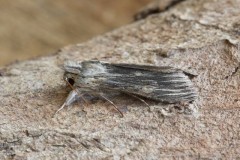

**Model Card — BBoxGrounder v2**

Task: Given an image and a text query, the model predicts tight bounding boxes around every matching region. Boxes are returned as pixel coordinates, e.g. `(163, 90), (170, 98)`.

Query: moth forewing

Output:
(80, 61), (197, 103)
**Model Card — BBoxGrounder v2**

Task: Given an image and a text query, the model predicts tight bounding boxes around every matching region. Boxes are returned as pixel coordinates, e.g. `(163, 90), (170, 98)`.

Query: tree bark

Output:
(0, 0), (239, 159)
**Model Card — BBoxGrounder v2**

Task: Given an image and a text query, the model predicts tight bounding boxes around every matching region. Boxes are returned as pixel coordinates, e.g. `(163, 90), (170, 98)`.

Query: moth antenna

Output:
(100, 95), (124, 118)
(127, 94), (150, 111)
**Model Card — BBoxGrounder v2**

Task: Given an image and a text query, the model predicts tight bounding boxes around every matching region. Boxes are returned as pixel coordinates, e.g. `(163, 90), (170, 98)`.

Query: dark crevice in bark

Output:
(134, 0), (186, 20)
(165, 0), (186, 10)
(134, 7), (160, 20)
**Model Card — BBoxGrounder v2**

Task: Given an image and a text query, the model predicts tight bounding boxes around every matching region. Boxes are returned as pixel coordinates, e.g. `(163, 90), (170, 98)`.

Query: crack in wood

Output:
(134, 0), (186, 20)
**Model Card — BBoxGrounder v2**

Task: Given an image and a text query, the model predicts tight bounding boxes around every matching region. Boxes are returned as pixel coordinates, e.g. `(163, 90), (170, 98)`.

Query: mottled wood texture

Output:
(0, 0), (239, 159)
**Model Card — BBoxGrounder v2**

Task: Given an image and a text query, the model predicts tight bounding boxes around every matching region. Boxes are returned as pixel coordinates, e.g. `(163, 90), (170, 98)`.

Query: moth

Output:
(56, 60), (197, 117)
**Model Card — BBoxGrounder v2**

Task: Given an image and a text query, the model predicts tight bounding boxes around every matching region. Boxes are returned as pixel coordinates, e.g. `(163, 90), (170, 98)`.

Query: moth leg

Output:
(100, 95), (124, 118)
(54, 89), (81, 116)
(127, 94), (150, 110)
(79, 94), (90, 106)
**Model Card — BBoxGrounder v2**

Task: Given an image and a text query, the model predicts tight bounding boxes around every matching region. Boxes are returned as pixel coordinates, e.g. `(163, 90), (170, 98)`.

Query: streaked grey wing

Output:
(99, 62), (197, 103)
(112, 63), (175, 73)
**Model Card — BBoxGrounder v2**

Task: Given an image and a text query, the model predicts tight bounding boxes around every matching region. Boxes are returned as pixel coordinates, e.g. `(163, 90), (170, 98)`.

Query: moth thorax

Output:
(83, 63), (107, 76)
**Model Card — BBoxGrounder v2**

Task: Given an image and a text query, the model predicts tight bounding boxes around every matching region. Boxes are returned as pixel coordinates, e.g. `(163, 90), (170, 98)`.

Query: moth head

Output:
(63, 61), (82, 86)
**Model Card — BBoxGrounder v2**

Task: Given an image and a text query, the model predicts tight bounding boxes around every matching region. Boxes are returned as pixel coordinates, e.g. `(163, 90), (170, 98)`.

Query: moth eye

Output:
(67, 78), (75, 86)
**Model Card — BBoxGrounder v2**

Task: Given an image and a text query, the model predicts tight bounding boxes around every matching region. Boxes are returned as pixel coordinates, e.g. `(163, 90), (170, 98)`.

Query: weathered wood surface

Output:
(0, 0), (239, 159)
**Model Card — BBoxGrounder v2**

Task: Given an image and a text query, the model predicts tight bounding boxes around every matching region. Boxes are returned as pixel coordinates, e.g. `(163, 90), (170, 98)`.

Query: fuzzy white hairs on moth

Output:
(56, 60), (197, 117)
(81, 61), (107, 76)
(64, 61), (82, 74)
